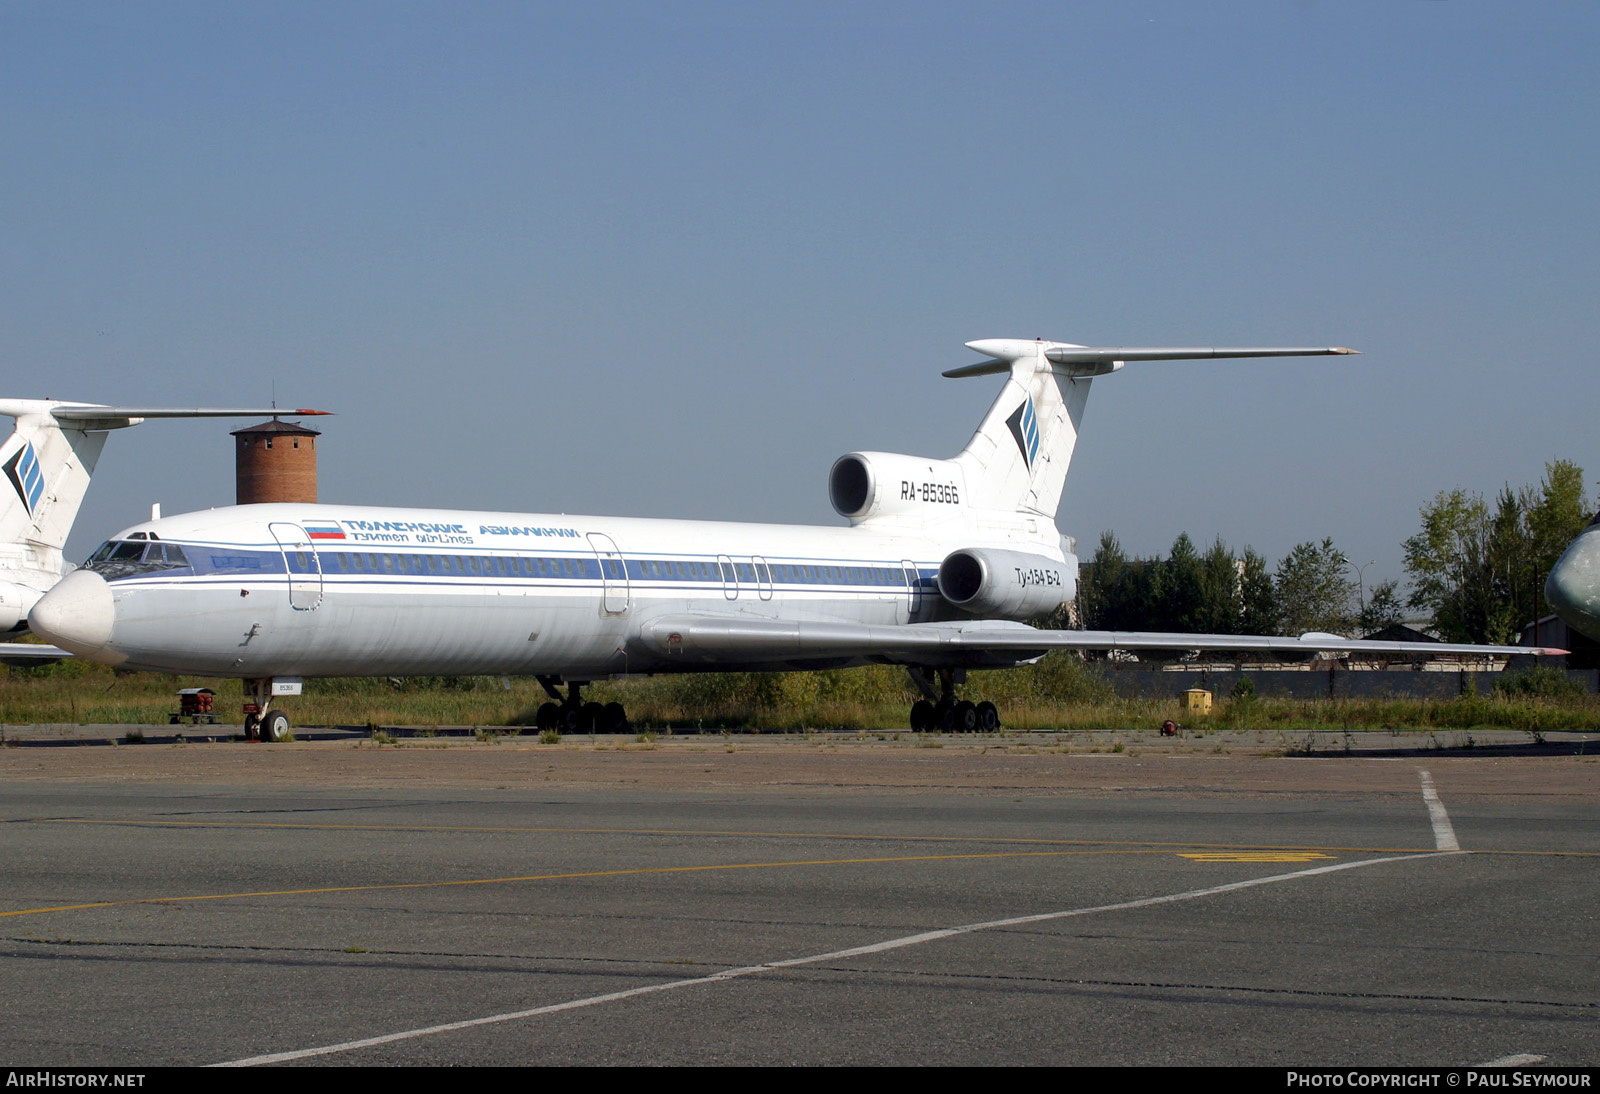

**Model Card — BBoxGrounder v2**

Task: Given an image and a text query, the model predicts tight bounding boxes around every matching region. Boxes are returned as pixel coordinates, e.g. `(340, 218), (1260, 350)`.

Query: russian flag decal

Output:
(305, 522), (346, 540)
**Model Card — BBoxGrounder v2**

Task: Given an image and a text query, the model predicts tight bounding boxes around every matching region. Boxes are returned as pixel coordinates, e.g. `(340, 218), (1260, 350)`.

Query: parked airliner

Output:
(0, 399), (327, 660)
(1544, 512), (1600, 643)
(29, 339), (1557, 740)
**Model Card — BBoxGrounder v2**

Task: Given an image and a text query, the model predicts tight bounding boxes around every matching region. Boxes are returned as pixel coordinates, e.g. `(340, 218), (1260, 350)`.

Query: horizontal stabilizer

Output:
(944, 343), (1357, 378)
(50, 406), (332, 421)
(1044, 346), (1357, 365)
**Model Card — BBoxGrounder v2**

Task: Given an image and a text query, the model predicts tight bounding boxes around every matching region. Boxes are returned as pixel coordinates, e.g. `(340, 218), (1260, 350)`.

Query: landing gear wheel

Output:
(936, 700), (958, 733)
(260, 710), (291, 743)
(954, 700), (978, 733)
(243, 713), (261, 742)
(559, 705), (584, 734)
(603, 702), (628, 733)
(909, 700), (934, 732)
(532, 702), (559, 733)
(976, 701), (1000, 731)
(581, 702), (605, 733)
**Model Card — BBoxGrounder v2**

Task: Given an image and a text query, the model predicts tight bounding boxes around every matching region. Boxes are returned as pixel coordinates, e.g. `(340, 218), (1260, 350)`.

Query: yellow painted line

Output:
(1179, 852), (1336, 863)
(30, 818), (1600, 858)
(0, 847), (1174, 920)
(24, 818), (1456, 856)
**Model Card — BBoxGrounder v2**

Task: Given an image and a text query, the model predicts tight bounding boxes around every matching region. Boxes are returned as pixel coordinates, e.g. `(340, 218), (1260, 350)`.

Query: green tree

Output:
(1357, 579), (1405, 634)
(1275, 538), (1354, 636)
(1079, 532), (1261, 635)
(1239, 547), (1278, 634)
(1403, 487), (1492, 642)
(1403, 461), (1589, 643)
(1193, 537), (1246, 633)
(1162, 533), (1203, 631)
(1075, 532), (1125, 630)
(1530, 459), (1590, 564)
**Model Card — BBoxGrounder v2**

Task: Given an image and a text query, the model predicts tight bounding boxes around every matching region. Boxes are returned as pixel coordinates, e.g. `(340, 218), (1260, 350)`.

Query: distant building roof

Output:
(1361, 623), (1438, 644)
(231, 418), (321, 438)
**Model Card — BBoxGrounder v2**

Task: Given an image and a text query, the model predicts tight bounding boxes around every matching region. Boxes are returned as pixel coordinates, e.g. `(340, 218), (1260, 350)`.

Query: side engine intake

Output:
(829, 452), (968, 524)
(937, 547), (1076, 620)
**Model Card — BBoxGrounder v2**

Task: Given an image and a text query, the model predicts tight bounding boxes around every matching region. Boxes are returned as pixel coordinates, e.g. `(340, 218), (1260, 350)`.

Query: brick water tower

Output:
(232, 418), (321, 504)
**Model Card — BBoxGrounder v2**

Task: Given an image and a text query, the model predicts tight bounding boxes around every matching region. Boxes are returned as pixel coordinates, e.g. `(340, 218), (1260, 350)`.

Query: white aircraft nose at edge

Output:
(26, 339), (1562, 741)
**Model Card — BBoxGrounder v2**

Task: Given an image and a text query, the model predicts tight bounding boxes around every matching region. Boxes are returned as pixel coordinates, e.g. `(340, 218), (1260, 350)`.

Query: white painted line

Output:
(1478, 1054), (1548, 1067)
(214, 850), (1444, 1067)
(1418, 769), (1461, 851)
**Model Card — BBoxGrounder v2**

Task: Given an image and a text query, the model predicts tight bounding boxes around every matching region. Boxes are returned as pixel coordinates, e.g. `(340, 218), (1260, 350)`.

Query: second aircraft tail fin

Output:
(0, 401), (332, 583)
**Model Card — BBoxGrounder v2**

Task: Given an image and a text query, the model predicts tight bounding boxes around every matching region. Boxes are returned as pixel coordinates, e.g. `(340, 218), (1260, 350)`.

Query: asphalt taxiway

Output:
(1, 733), (1596, 1066)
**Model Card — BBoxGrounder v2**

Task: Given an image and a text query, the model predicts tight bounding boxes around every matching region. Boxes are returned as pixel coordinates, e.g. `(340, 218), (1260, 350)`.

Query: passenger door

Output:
(269, 523), (323, 610)
(588, 532), (630, 615)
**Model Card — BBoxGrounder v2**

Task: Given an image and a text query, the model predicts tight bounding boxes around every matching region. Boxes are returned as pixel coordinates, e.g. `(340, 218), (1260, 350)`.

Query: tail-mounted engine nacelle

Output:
(0, 581), (43, 633)
(829, 452), (968, 525)
(937, 547), (1077, 621)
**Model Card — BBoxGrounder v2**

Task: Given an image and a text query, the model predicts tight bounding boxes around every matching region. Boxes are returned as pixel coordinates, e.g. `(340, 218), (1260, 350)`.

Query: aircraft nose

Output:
(28, 569), (122, 662)
(1546, 526), (1600, 642)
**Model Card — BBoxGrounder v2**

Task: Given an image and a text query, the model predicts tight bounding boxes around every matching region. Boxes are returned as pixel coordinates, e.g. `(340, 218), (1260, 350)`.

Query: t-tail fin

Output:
(947, 340), (1358, 520)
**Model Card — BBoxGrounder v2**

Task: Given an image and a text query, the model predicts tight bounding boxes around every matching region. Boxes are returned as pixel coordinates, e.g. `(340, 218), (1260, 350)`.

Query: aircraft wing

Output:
(0, 641), (70, 664)
(638, 616), (1560, 669)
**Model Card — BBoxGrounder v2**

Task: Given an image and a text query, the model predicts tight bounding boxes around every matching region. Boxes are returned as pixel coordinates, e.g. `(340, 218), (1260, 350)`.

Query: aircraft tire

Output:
(260, 710), (291, 744)
(243, 713), (260, 742)
(603, 702), (628, 733)
(935, 700), (957, 733)
(559, 705), (584, 734)
(954, 700), (978, 733)
(581, 702), (605, 734)
(909, 700), (934, 732)
(533, 703), (559, 733)
(976, 701), (1000, 731)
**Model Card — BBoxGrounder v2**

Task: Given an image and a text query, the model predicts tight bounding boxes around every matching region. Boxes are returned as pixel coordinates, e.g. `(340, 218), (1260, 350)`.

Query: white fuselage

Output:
(84, 502), (1066, 679)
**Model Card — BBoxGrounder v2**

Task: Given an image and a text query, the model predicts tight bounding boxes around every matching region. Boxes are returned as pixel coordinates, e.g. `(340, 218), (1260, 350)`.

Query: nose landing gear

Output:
(242, 678), (295, 742)
(906, 667), (999, 733)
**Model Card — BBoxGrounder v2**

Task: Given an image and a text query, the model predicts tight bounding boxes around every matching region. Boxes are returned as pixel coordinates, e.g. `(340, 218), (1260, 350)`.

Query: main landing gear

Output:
(906, 667), (1000, 733)
(530, 677), (629, 735)
(242, 678), (293, 743)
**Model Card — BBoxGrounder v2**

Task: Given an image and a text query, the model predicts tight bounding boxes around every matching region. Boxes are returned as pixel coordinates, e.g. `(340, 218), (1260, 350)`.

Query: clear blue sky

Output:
(5, 2), (1597, 592)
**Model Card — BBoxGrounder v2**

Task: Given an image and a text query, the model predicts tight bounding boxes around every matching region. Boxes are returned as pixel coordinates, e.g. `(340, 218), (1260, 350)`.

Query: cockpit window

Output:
(84, 539), (193, 579)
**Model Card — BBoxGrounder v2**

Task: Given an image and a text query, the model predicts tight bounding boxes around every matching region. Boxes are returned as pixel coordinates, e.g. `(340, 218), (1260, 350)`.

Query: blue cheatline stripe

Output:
(108, 541), (939, 594)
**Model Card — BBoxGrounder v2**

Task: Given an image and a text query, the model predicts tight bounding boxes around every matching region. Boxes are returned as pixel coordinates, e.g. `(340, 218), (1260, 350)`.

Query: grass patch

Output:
(3, 655), (1598, 737)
